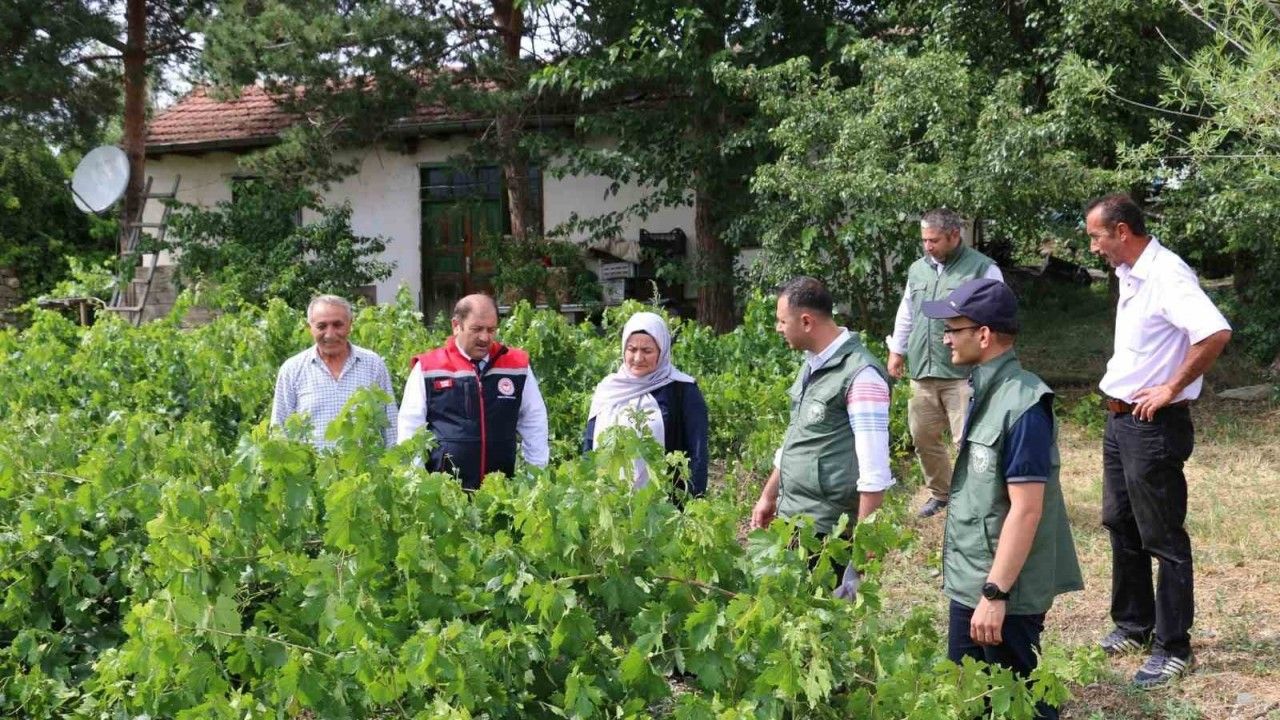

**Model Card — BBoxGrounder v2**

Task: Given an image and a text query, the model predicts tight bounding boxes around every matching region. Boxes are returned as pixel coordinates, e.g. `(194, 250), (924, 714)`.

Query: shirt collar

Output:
(1118, 236), (1161, 283)
(806, 328), (851, 370)
(454, 336), (491, 364)
(927, 244), (966, 271)
(968, 348), (1020, 399)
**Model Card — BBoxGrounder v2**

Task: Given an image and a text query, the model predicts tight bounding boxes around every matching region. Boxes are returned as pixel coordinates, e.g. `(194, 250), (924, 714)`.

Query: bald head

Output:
(452, 293), (499, 323)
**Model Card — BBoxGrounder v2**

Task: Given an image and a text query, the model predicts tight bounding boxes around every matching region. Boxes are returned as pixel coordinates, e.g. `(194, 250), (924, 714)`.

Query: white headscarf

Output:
(587, 312), (695, 421)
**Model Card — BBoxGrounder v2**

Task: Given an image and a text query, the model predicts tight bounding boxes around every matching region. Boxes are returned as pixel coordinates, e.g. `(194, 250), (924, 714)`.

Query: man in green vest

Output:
(751, 277), (895, 593)
(922, 278), (1083, 720)
(886, 209), (1003, 518)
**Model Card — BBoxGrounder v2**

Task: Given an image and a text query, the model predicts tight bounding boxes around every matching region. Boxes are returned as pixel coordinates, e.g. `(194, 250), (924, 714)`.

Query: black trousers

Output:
(1101, 406), (1195, 658)
(947, 600), (1057, 720)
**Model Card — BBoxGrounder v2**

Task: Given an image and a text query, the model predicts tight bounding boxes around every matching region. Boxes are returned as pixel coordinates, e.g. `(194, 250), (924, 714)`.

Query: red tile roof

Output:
(147, 86), (298, 152)
(146, 80), (508, 154)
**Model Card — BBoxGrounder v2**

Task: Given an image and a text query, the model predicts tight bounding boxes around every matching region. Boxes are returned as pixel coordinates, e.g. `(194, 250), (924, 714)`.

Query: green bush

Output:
(0, 133), (111, 299)
(0, 292), (1095, 718)
(166, 182), (394, 309)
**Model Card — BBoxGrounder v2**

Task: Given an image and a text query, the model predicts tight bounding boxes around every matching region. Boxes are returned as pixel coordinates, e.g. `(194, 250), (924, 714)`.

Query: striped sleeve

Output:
(846, 366), (894, 492)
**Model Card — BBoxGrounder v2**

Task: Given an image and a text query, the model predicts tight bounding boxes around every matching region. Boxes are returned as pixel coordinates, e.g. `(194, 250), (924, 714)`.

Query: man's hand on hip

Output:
(1131, 383), (1177, 422)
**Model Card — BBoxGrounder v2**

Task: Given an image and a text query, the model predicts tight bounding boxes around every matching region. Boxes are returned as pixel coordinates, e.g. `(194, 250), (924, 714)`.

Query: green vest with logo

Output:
(905, 245), (996, 380)
(943, 351), (1083, 615)
(778, 334), (890, 535)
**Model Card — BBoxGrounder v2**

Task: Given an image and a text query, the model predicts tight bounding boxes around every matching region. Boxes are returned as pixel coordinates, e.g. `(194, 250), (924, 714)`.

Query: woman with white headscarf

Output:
(583, 312), (709, 497)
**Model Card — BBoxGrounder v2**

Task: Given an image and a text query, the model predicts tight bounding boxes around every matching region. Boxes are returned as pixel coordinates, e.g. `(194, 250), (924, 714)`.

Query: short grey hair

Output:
(921, 208), (965, 235)
(307, 294), (353, 323)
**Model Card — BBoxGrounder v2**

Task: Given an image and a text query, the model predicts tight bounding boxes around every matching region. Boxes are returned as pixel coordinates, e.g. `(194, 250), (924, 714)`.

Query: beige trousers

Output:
(908, 377), (972, 502)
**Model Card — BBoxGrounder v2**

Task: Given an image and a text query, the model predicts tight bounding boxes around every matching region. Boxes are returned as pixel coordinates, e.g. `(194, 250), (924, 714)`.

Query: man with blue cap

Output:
(922, 277), (1083, 720)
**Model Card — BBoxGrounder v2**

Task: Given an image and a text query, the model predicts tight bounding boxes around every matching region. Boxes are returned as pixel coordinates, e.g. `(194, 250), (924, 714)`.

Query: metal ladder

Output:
(106, 174), (180, 326)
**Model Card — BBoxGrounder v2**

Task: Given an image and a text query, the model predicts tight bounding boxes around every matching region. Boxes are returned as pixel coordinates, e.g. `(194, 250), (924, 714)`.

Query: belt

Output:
(1105, 398), (1190, 414)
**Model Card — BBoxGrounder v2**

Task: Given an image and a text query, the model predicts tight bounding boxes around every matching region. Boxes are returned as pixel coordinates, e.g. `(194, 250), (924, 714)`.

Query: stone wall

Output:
(128, 263), (179, 324)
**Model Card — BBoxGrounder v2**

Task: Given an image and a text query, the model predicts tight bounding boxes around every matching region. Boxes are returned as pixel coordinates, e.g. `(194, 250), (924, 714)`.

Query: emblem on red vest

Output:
(433, 379), (454, 390)
(497, 378), (516, 396)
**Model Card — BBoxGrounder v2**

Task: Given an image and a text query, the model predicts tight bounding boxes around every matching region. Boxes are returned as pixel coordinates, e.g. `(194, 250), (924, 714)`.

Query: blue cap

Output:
(921, 278), (1019, 334)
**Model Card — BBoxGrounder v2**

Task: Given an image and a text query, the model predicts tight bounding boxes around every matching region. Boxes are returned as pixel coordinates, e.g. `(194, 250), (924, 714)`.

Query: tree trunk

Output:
(693, 185), (735, 332)
(1232, 246), (1255, 297)
(499, 111), (531, 242)
(121, 0), (147, 255)
(491, 0), (531, 242)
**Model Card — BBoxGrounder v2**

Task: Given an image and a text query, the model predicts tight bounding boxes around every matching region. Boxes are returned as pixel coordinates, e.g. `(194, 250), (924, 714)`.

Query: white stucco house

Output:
(140, 85), (697, 320)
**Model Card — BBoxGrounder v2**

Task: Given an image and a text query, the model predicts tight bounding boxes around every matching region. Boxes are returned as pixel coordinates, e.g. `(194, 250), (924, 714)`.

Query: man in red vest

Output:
(398, 294), (549, 488)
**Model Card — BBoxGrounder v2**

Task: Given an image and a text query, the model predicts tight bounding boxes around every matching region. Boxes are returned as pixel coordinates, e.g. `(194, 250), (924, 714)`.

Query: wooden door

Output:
(420, 167), (505, 321)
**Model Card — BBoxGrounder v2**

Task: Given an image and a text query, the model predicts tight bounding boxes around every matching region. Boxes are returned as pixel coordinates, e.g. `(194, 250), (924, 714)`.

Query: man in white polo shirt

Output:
(1085, 193), (1231, 689)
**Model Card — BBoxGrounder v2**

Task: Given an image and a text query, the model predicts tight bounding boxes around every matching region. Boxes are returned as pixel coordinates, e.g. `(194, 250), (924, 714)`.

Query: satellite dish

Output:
(70, 145), (130, 214)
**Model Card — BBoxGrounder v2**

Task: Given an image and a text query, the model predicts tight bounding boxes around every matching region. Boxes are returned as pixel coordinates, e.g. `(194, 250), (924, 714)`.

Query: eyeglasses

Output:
(941, 324), (983, 337)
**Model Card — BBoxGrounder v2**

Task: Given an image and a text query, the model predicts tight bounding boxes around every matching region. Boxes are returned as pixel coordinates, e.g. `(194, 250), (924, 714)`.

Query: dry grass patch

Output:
(879, 396), (1280, 719)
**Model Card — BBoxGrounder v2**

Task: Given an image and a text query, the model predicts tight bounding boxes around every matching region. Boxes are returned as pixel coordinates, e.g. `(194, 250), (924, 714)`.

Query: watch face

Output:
(982, 582), (1005, 600)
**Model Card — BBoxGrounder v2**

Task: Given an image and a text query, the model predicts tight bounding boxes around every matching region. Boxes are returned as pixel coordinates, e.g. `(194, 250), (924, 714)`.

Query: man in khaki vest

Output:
(750, 277), (894, 595)
(886, 209), (1002, 518)
(923, 278), (1082, 720)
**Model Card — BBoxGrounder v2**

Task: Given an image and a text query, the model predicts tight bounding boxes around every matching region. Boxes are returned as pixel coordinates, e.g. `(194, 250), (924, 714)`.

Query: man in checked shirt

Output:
(270, 295), (398, 448)
(750, 277), (894, 596)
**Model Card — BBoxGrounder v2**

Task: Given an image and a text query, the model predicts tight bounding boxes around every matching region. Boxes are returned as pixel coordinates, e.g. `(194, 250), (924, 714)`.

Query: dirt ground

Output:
(881, 396), (1280, 720)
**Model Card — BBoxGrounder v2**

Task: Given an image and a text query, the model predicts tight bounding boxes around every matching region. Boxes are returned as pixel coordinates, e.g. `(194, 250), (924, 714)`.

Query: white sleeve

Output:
(270, 363), (295, 427)
(397, 364), (426, 445)
(518, 368), (550, 467)
(986, 264), (1005, 282)
(1163, 267), (1231, 343)
(885, 282), (913, 355)
(846, 366), (895, 493)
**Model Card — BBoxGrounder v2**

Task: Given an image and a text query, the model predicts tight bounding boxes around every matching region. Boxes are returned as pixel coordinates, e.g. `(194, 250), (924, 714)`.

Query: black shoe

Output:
(917, 498), (948, 518)
(1132, 652), (1194, 689)
(1099, 628), (1150, 657)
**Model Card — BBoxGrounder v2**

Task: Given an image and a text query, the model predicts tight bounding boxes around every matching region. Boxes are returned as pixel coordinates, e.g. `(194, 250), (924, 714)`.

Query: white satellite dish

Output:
(70, 145), (131, 214)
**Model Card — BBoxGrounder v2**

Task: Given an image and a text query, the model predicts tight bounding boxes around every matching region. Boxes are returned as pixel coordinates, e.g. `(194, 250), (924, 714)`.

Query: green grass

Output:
(1015, 275), (1269, 392)
(1017, 279), (1115, 388)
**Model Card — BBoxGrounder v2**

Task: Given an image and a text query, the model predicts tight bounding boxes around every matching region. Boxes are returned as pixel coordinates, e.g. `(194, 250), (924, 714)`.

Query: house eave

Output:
(146, 115), (578, 157)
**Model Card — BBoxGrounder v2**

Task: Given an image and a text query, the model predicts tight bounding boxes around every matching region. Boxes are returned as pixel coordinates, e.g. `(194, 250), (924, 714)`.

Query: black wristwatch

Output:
(981, 582), (1010, 601)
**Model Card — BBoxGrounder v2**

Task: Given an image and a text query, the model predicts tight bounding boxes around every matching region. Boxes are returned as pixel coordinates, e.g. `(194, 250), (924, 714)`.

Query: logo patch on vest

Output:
(805, 401), (826, 424)
(433, 379), (454, 391)
(970, 445), (995, 474)
(497, 378), (516, 396)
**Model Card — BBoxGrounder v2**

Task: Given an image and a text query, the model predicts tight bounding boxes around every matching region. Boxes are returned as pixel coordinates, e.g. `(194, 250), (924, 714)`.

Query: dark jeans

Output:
(948, 601), (1057, 720)
(1102, 406), (1195, 658)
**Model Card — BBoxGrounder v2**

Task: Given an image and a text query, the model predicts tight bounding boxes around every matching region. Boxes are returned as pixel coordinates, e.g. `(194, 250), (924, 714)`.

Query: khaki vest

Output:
(942, 351), (1084, 614)
(906, 245), (995, 380)
(778, 335), (889, 535)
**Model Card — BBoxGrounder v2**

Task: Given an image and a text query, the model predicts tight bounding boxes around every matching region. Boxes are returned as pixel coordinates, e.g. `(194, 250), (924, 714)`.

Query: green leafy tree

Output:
(0, 0), (212, 240)
(166, 182), (394, 309)
(1092, 0), (1280, 364)
(0, 131), (111, 298)
(723, 0), (1206, 333)
(198, 0), (575, 241)
(534, 0), (870, 331)
(0, 1), (122, 146)
(728, 44), (1116, 332)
